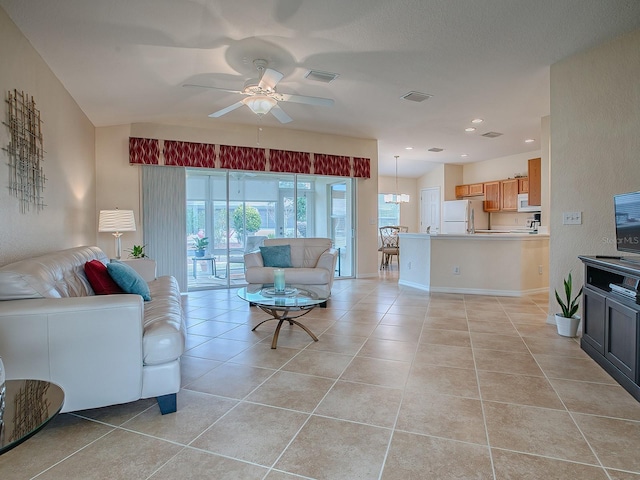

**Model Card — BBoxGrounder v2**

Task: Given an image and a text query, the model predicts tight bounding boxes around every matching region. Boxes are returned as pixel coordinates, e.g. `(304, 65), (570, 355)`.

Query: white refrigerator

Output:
(442, 199), (488, 234)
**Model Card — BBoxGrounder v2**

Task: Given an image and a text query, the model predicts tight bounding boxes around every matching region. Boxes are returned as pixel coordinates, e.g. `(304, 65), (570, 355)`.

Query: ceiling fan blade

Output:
(278, 93), (334, 106)
(208, 101), (244, 118)
(258, 68), (284, 91)
(183, 83), (244, 95)
(270, 104), (293, 124)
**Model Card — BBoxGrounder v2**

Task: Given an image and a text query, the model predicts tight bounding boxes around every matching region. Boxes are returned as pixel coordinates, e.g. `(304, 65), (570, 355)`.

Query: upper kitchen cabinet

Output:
(528, 157), (541, 206)
(455, 183), (484, 198)
(501, 178), (519, 211)
(455, 184), (469, 198)
(518, 178), (529, 193)
(483, 181), (500, 212)
(468, 183), (484, 196)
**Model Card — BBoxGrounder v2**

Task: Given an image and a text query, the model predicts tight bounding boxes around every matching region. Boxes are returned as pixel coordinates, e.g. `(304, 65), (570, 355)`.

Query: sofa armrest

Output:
(244, 251), (264, 269)
(316, 248), (338, 272)
(0, 295), (145, 412)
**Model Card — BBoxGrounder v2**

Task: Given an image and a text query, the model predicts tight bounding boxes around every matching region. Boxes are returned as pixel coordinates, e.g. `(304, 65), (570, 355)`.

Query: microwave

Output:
(517, 194), (541, 212)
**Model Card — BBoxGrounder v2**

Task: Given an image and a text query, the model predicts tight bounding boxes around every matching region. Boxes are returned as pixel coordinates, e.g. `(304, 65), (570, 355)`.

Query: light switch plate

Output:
(562, 212), (582, 225)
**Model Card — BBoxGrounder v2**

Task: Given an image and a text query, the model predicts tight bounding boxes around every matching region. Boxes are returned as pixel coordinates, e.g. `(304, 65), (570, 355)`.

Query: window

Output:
(378, 194), (400, 227)
(186, 170), (355, 290)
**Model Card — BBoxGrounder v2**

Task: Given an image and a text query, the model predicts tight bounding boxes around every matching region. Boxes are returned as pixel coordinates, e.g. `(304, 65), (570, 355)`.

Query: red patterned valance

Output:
(128, 137), (370, 178)
(129, 137), (159, 165)
(164, 140), (215, 168)
(314, 154), (351, 177)
(269, 149), (311, 174)
(353, 157), (370, 178)
(220, 145), (266, 171)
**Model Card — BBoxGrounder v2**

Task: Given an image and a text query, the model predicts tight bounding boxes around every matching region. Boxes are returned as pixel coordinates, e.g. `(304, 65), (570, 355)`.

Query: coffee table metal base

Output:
(252, 306), (319, 349)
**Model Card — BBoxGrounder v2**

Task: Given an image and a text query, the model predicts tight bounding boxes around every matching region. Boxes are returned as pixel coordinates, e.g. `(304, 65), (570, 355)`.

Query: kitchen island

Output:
(398, 232), (549, 296)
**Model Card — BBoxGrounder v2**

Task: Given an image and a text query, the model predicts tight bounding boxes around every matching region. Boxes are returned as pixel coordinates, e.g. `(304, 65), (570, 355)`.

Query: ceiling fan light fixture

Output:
(243, 95), (277, 115)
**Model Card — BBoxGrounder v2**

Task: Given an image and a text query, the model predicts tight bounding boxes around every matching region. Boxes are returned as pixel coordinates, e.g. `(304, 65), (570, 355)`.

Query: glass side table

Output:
(0, 379), (65, 455)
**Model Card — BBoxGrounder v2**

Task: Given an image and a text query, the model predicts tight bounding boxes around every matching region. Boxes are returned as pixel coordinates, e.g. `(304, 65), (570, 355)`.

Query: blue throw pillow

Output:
(260, 245), (293, 268)
(107, 261), (151, 301)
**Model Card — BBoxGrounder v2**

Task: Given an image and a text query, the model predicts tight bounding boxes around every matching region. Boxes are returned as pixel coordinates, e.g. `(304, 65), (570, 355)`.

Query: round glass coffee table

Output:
(237, 284), (330, 349)
(1, 379), (65, 455)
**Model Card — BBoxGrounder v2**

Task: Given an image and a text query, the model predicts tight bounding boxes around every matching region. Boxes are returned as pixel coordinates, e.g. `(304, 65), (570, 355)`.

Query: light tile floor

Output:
(2, 273), (640, 479)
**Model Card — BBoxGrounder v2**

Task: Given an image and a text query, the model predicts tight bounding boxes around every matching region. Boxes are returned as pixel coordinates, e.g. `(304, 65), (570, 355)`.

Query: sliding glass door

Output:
(186, 169), (354, 290)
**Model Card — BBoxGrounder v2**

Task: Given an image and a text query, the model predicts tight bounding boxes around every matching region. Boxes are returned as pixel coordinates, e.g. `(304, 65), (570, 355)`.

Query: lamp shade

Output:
(243, 95), (277, 115)
(98, 210), (136, 232)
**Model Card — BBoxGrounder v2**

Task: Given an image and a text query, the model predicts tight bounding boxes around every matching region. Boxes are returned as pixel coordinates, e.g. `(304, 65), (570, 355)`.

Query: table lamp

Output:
(98, 209), (136, 259)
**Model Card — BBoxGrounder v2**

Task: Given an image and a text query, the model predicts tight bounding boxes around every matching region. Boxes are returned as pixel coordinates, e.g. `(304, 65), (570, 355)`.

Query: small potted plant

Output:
(193, 237), (209, 257)
(555, 271), (583, 337)
(126, 244), (147, 259)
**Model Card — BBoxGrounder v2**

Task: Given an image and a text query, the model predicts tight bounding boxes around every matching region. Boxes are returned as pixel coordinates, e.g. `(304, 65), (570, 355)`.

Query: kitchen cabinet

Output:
(579, 256), (640, 401)
(528, 157), (541, 206)
(483, 181), (500, 212)
(455, 183), (484, 198)
(500, 179), (519, 211)
(518, 178), (529, 193)
(455, 185), (469, 198)
(468, 183), (484, 196)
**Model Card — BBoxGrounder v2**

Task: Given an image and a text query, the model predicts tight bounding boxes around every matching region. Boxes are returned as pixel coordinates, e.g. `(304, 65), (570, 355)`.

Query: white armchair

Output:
(244, 238), (338, 291)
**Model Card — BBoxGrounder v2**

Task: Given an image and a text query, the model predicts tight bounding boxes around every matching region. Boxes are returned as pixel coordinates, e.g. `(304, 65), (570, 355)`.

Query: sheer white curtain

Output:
(142, 166), (187, 291)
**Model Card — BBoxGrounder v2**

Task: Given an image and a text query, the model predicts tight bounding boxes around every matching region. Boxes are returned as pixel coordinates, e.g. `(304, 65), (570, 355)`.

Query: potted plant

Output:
(126, 244), (147, 259)
(554, 272), (583, 337)
(193, 236), (209, 257)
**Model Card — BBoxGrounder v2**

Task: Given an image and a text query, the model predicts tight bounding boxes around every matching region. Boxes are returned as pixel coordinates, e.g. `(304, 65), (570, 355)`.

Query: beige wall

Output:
(549, 28), (640, 317)
(0, 8), (96, 265)
(462, 151), (537, 185)
(96, 122), (381, 277)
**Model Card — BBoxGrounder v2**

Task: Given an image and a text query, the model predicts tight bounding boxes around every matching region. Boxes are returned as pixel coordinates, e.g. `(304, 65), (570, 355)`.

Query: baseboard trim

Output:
(398, 281), (549, 297)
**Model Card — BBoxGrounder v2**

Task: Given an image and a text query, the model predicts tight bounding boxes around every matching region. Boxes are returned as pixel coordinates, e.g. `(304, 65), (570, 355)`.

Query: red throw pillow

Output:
(84, 260), (124, 295)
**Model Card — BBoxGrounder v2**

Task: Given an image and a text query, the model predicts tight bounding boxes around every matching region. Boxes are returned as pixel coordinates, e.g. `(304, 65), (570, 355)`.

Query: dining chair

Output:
(379, 226), (407, 270)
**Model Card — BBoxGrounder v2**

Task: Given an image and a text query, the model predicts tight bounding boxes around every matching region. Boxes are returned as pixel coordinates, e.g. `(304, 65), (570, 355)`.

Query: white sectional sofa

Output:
(0, 246), (185, 414)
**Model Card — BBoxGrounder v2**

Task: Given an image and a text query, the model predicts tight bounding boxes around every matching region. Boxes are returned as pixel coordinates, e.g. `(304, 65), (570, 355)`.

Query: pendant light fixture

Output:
(384, 155), (410, 204)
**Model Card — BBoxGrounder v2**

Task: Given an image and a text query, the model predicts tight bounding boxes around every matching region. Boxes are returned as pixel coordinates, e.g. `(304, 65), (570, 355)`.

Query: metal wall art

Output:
(3, 89), (46, 212)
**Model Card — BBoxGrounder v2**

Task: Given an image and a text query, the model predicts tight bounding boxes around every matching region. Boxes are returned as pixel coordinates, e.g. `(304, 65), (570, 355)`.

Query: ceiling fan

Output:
(184, 59), (334, 124)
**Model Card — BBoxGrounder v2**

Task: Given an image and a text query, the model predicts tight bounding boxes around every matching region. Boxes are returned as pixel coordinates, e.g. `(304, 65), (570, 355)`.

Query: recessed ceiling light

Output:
(471, 118), (483, 124)
(465, 127), (476, 132)
(525, 138), (535, 143)
(405, 146), (413, 150)
(461, 154), (469, 157)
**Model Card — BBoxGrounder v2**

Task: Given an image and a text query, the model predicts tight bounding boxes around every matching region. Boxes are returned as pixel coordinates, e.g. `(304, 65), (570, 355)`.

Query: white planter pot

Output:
(555, 314), (580, 337)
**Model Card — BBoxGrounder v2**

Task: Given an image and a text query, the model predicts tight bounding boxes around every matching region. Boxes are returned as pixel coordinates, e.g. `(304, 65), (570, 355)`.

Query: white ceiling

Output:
(2, 0), (640, 177)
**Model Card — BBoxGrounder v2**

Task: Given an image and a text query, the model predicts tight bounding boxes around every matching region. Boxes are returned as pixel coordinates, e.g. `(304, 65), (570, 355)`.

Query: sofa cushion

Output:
(107, 262), (151, 301)
(84, 260), (124, 295)
(260, 245), (293, 268)
(245, 266), (332, 285)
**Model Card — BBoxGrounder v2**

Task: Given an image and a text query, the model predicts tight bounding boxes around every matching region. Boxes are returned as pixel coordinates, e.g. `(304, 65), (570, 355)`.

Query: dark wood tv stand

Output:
(579, 256), (640, 401)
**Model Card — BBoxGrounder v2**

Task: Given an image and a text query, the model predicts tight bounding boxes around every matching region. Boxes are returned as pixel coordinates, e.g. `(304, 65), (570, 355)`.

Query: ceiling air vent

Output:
(304, 70), (339, 83)
(428, 147), (444, 152)
(482, 131), (503, 138)
(401, 91), (433, 102)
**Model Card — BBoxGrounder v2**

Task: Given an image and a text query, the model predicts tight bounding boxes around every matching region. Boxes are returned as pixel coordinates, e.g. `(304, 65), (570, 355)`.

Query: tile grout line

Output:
(465, 294), (499, 480)
(507, 302), (614, 479)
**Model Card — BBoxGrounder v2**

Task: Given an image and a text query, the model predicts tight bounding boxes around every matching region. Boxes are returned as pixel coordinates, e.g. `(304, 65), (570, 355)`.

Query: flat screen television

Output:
(614, 191), (640, 257)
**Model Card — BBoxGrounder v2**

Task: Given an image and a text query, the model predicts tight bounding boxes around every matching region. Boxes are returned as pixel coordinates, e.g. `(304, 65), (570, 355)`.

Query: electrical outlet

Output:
(408, 261), (412, 270)
(538, 265), (543, 275)
(562, 212), (582, 225)
(453, 266), (460, 275)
